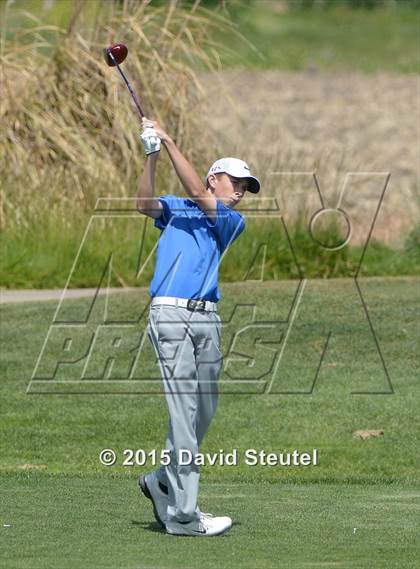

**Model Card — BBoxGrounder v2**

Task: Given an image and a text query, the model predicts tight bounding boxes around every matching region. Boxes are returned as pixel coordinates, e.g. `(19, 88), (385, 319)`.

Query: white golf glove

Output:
(140, 123), (161, 155)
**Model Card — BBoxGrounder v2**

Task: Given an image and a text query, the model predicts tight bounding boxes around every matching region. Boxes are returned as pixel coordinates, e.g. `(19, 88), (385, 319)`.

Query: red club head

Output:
(104, 43), (128, 66)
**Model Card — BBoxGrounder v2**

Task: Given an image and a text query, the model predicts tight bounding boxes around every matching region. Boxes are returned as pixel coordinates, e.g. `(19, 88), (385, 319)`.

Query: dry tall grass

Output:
(207, 70), (419, 246)
(1, 1), (234, 232)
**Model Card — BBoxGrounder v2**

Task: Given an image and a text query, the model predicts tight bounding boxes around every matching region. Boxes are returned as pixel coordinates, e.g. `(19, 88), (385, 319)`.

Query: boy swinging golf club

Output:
(137, 117), (260, 537)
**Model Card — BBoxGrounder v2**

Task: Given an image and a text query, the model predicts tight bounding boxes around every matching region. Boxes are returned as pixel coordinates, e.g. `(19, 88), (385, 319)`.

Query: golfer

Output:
(137, 117), (260, 537)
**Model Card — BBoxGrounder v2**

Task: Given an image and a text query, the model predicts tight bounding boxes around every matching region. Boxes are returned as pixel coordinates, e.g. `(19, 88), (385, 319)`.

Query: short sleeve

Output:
(206, 201), (245, 252)
(154, 195), (179, 231)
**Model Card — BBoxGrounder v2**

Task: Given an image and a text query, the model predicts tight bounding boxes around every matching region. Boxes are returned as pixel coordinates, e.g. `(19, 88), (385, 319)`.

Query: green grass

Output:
(1, 0), (108, 43)
(1, 278), (419, 567)
(2, 474), (419, 569)
(3, 1), (419, 73)
(220, 2), (420, 73)
(1, 278), (418, 478)
(1, 216), (419, 288)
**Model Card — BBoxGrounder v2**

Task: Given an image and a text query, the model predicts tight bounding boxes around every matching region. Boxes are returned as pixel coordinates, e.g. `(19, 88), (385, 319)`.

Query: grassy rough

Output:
(1, 210), (419, 289)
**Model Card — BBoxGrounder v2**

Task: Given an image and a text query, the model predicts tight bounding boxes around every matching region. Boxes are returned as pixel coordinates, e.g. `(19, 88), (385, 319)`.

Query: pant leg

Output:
(148, 305), (201, 523)
(194, 310), (223, 447)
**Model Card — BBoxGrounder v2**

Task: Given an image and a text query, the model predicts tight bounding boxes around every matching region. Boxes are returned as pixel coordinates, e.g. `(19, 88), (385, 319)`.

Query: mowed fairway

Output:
(2, 475), (419, 569)
(1, 278), (419, 568)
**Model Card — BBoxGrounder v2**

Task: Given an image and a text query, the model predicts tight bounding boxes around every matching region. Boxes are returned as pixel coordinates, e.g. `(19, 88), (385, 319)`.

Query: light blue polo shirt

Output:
(150, 195), (245, 302)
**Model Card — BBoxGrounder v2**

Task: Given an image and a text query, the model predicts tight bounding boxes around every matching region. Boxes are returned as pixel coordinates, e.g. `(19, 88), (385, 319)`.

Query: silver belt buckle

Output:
(187, 299), (206, 312)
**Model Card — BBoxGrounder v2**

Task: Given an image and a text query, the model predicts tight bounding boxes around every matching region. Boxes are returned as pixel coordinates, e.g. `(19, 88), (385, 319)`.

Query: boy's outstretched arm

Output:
(137, 120), (162, 219)
(145, 118), (217, 221)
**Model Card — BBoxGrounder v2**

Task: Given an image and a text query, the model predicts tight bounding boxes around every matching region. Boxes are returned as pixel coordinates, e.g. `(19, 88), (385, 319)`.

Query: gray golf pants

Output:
(147, 304), (222, 523)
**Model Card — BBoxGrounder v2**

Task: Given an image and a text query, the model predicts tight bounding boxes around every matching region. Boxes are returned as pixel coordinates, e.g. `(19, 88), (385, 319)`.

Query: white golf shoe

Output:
(166, 513), (232, 537)
(139, 472), (169, 527)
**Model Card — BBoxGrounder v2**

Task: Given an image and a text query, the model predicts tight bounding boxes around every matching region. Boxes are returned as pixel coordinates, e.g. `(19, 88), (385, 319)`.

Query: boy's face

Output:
(208, 173), (249, 208)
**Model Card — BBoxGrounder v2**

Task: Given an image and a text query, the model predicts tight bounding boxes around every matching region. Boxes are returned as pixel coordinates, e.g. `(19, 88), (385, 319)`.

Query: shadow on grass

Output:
(131, 520), (164, 534)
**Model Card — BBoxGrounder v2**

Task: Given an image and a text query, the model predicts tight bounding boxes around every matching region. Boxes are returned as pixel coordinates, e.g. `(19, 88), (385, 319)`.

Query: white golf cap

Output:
(206, 157), (261, 193)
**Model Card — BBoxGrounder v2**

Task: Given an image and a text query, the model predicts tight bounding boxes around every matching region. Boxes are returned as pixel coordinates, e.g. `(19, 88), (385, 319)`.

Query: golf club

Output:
(104, 43), (145, 120)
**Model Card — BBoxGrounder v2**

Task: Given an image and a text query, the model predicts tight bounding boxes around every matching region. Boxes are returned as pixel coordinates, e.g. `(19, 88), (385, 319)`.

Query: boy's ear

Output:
(207, 173), (217, 190)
